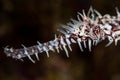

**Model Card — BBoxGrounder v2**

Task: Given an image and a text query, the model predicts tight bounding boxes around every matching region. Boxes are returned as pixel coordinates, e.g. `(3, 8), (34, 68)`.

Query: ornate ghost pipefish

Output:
(4, 7), (120, 63)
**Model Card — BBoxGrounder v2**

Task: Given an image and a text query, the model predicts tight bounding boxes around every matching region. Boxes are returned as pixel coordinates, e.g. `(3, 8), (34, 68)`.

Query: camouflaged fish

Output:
(4, 7), (120, 63)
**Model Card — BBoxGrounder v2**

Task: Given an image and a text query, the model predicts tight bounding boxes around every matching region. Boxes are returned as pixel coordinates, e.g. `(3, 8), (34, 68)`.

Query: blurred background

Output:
(0, 0), (120, 80)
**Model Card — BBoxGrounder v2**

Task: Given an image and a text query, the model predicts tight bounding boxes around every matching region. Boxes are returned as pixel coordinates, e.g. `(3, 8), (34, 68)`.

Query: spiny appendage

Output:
(4, 32), (97, 63)
(4, 7), (120, 63)
(4, 34), (76, 63)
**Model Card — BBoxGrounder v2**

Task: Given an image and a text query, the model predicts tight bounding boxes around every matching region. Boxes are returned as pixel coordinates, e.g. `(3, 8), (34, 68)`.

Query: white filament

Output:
(22, 45), (35, 63)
